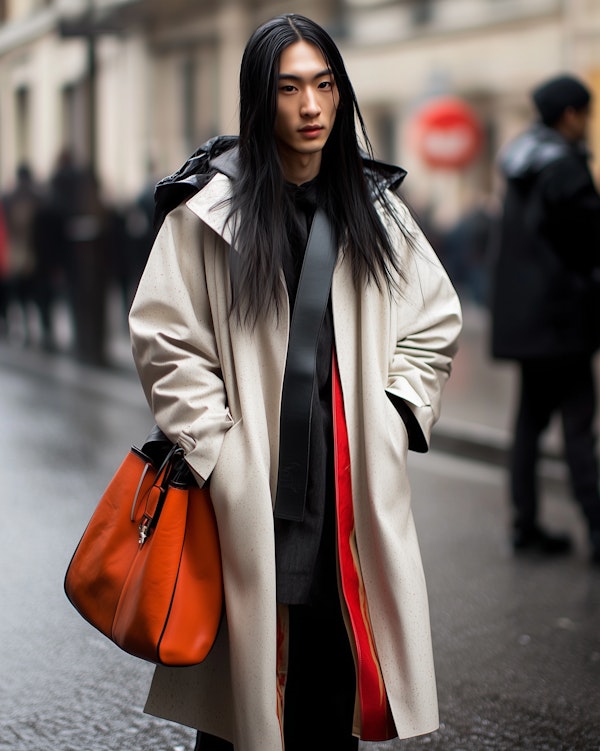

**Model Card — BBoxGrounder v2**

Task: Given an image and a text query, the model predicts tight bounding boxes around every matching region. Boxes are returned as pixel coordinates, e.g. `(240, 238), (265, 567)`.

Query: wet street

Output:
(0, 314), (599, 751)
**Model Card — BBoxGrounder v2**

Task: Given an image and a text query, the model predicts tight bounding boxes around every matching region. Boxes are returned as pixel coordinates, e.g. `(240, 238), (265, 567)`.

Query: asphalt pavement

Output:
(0, 298), (599, 751)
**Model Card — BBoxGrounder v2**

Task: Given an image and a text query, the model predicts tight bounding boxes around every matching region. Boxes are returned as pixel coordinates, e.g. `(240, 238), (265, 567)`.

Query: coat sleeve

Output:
(385, 196), (463, 451)
(128, 203), (233, 484)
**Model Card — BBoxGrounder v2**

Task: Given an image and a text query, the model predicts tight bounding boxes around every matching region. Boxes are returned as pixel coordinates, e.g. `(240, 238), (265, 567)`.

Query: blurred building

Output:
(341, 0), (600, 227)
(0, 0), (598, 228)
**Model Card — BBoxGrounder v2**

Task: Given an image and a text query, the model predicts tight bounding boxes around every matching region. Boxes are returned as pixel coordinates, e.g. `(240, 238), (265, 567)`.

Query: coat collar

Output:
(201, 138), (408, 193)
(157, 134), (408, 241)
(185, 172), (234, 244)
(185, 144), (240, 244)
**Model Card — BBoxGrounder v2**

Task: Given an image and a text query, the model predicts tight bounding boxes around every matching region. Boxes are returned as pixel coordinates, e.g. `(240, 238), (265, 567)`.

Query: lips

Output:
(299, 125), (322, 134)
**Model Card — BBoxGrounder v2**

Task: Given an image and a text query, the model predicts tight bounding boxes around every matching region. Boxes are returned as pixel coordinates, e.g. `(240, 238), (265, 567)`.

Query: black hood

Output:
(153, 135), (407, 230)
(153, 135), (238, 229)
(498, 123), (587, 181)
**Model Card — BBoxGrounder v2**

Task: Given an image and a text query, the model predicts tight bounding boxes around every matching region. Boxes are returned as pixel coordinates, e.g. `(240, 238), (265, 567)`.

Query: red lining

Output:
(332, 351), (395, 741)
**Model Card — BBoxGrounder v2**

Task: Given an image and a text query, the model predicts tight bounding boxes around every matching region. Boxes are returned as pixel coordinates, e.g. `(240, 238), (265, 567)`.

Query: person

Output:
(29, 154), (75, 352)
(441, 194), (499, 307)
(47, 152), (113, 365)
(490, 73), (600, 563)
(1, 163), (45, 345)
(129, 14), (462, 751)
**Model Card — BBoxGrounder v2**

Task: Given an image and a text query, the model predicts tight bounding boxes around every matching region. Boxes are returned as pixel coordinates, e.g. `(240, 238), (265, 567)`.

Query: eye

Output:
(318, 80), (334, 90)
(279, 84), (297, 94)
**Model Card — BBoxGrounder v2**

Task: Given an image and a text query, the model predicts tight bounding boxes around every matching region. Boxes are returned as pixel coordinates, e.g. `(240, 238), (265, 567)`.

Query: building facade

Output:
(0, 0), (598, 226)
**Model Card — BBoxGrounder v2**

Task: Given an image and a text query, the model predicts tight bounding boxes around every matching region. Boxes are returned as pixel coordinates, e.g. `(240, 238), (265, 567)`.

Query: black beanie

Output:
(532, 74), (591, 125)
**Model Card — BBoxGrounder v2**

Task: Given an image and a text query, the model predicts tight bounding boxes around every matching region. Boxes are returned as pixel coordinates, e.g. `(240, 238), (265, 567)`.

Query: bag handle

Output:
(137, 444), (183, 546)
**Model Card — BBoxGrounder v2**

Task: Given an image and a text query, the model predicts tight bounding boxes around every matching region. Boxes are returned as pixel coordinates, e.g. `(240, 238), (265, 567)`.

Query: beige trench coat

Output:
(128, 172), (462, 751)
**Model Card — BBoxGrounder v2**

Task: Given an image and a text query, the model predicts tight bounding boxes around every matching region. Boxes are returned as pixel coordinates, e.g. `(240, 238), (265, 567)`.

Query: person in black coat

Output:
(490, 74), (600, 562)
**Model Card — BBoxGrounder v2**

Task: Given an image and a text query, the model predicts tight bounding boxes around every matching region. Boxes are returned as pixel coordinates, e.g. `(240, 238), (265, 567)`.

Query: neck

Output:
(278, 150), (322, 185)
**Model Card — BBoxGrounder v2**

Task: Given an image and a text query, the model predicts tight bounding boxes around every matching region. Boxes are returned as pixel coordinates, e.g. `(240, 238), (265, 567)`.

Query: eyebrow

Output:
(278, 68), (332, 82)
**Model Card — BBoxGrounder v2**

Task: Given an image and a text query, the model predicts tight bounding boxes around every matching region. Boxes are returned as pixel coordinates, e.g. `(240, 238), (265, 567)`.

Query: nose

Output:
(300, 87), (321, 117)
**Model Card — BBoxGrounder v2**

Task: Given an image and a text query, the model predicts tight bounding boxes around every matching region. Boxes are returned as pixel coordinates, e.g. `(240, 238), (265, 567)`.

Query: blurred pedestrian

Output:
(48, 151), (112, 365)
(1, 163), (45, 345)
(129, 13), (462, 751)
(490, 73), (600, 562)
(441, 195), (498, 307)
(68, 168), (112, 366)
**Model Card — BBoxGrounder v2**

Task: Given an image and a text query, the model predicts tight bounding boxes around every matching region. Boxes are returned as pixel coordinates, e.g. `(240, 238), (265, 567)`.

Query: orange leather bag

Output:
(64, 437), (223, 667)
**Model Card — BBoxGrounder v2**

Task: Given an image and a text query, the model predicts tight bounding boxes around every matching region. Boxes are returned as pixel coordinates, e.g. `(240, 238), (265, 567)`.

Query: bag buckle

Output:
(138, 513), (153, 547)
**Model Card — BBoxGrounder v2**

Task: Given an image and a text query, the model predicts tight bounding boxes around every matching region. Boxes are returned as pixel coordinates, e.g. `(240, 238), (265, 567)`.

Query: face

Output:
(274, 40), (340, 178)
(561, 104), (592, 143)
(572, 105), (592, 142)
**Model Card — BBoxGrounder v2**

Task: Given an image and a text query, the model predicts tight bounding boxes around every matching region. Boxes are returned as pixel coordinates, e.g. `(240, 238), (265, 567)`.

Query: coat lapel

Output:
(186, 173), (235, 247)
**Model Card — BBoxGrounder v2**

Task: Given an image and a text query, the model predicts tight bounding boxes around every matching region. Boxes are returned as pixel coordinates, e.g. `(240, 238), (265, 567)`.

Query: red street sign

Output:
(410, 96), (484, 169)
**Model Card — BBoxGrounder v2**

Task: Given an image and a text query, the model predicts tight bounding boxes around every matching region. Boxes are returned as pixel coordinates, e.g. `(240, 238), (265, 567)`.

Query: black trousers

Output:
(194, 599), (358, 751)
(511, 355), (600, 534)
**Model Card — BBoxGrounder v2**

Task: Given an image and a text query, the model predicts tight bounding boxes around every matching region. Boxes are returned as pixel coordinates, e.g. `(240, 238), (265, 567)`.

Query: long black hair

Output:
(229, 13), (407, 325)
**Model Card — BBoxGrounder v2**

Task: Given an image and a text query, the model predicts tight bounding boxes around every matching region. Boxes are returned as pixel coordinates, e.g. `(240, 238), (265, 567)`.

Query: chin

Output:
(296, 140), (328, 154)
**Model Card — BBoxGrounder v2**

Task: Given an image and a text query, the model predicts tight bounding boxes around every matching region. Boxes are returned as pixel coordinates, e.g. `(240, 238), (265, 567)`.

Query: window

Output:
(61, 82), (87, 164)
(412, 0), (434, 25)
(373, 110), (396, 164)
(181, 56), (197, 155)
(15, 86), (30, 164)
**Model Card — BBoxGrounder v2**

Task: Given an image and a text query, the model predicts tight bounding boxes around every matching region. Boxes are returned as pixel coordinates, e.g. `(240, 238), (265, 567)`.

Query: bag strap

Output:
(274, 207), (337, 522)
